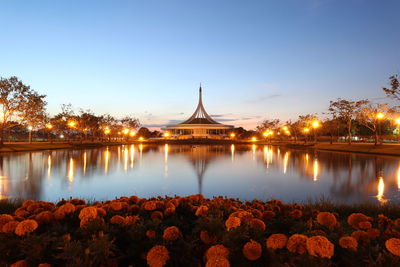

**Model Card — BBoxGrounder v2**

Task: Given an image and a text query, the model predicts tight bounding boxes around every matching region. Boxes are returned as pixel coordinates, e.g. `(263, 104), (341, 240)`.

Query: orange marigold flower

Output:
(316, 212), (337, 228)
(225, 216), (241, 231)
(58, 203), (76, 215)
(125, 215), (140, 225)
(2, 221), (19, 233)
(287, 234), (308, 254)
(251, 209), (263, 218)
(262, 210), (275, 220)
(249, 218), (266, 231)
(97, 207), (107, 217)
(351, 230), (369, 246)
(142, 201), (157, 211)
(164, 207), (175, 217)
(339, 236), (358, 251)
(15, 219), (39, 236)
(26, 203), (40, 213)
(385, 238), (400, 256)
(306, 235), (334, 258)
(359, 221), (372, 230)
(266, 234), (288, 250)
(110, 201), (123, 211)
(146, 245), (170, 267)
(146, 230), (156, 239)
(0, 214), (14, 226)
(366, 228), (380, 239)
(162, 226), (181, 241)
(79, 206), (97, 220)
(205, 245), (230, 261)
(22, 200), (35, 208)
(242, 240), (262, 261)
(195, 205), (209, 217)
(200, 230), (218, 245)
(110, 215), (125, 225)
(205, 256), (230, 267)
(11, 259), (29, 267)
(290, 209), (302, 219)
(347, 213), (370, 229)
(14, 209), (29, 218)
(151, 211), (164, 222)
(129, 195), (140, 204)
(35, 211), (54, 224)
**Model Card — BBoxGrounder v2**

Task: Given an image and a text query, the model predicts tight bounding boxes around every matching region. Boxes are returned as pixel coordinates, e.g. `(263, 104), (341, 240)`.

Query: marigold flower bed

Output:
(1, 195), (400, 266)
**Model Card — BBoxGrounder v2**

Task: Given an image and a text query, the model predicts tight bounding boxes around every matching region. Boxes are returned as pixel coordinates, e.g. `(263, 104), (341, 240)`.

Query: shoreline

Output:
(0, 140), (399, 157)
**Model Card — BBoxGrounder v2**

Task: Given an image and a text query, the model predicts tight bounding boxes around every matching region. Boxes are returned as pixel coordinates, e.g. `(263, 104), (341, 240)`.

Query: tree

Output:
(256, 119), (280, 133)
(383, 75), (400, 101)
(0, 76), (47, 144)
(328, 98), (368, 144)
(356, 102), (397, 145)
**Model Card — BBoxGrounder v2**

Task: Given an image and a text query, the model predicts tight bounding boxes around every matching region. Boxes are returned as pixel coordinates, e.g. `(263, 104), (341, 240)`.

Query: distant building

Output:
(162, 86), (234, 139)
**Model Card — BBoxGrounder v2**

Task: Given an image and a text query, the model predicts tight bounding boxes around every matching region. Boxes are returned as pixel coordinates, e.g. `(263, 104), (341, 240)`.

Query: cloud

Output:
(245, 94), (282, 104)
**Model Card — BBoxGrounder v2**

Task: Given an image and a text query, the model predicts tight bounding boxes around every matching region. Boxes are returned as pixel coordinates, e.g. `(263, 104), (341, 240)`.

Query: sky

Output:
(1, 0), (400, 130)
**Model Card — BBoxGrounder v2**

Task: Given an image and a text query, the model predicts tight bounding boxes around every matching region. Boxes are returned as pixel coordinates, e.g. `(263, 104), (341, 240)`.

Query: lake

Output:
(0, 144), (399, 204)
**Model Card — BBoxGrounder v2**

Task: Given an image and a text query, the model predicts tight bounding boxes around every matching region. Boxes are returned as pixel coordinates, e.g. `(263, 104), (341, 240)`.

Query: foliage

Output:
(382, 75), (400, 101)
(1, 195), (400, 266)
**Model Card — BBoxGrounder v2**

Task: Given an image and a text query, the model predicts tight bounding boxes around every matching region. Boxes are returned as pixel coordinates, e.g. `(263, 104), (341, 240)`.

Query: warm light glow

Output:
(104, 149), (110, 173)
(83, 152), (87, 175)
(47, 155), (51, 177)
(124, 146), (129, 171)
(285, 130), (291, 135)
(283, 152), (289, 174)
(27, 126), (33, 131)
(304, 128), (310, 133)
(377, 176), (385, 203)
(68, 121), (76, 128)
(60, 134), (64, 139)
(123, 128), (130, 135)
(46, 124), (53, 129)
(396, 118), (400, 125)
(139, 137), (144, 141)
(263, 132), (269, 137)
(313, 159), (319, 181)
(252, 144), (256, 160)
(68, 158), (74, 182)
(312, 121), (320, 128)
(164, 144), (169, 163)
(251, 137), (257, 142)
(282, 126), (288, 131)
(231, 144), (235, 161)
(397, 165), (400, 190)
(376, 112), (384, 119)
(0, 175), (8, 200)
(263, 146), (273, 168)
(130, 144), (135, 168)
(230, 133), (235, 138)
(129, 131), (136, 137)
(163, 132), (170, 137)
(104, 129), (111, 135)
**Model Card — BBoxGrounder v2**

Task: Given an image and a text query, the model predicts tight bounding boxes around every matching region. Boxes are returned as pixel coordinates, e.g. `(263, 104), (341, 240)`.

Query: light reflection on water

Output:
(0, 144), (400, 204)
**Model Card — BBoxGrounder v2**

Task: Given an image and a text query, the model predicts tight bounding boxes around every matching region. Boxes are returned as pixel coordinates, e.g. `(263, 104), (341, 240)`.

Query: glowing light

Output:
(251, 137), (257, 142)
(397, 165), (400, 190)
(283, 152), (289, 174)
(104, 129), (111, 135)
(377, 176), (386, 203)
(263, 132), (269, 137)
(83, 152), (87, 175)
(304, 128), (310, 133)
(282, 126), (288, 131)
(130, 144), (135, 168)
(313, 159), (319, 181)
(163, 132), (170, 138)
(0, 175), (8, 200)
(46, 124), (53, 129)
(263, 146), (273, 168)
(231, 144), (235, 161)
(27, 126), (33, 131)
(139, 137), (144, 141)
(396, 118), (400, 125)
(47, 155), (51, 177)
(124, 146), (128, 171)
(104, 149), (110, 173)
(164, 144), (169, 163)
(312, 121), (320, 128)
(68, 121), (76, 128)
(230, 133), (235, 138)
(123, 128), (130, 135)
(60, 134), (64, 139)
(129, 131), (136, 137)
(67, 158), (74, 182)
(139, 144), (143, 164)
(376, 112), (384, 119)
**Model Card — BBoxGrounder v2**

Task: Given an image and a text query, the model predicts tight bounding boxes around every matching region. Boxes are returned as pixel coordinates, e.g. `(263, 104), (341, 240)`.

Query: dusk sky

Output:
(1, 0), (399, 129)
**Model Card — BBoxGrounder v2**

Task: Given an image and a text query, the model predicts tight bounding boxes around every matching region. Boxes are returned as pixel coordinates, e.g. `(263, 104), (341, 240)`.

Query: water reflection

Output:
(0, 145), (399, 204)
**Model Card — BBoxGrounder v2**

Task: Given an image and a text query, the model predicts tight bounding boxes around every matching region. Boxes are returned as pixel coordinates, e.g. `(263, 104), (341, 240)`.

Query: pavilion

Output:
(162, 86), (234, 139)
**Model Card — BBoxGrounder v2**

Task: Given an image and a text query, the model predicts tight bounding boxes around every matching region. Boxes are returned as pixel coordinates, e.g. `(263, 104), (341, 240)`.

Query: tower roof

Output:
(180, 86), (221, 125)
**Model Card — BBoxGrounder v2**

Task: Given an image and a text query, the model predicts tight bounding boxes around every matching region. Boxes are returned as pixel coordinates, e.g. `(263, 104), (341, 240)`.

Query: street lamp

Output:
(376, 112), (385, 144)
(303, 128), (310, 144)
(312, 120), (320, 142)
(395, 118), (400, 143)
(27, 126), (33, 143)
(104, 128), (111, 142)
(230, 132), (235, 138)
(46, 124), (53, 143)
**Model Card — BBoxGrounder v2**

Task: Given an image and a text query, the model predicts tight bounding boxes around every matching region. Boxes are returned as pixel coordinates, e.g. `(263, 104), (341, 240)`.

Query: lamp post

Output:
(303, 128), (310, 144)
(312, 120), (320, 143)
(376, 112), (384, 145)
(104, 128), (111, 142)
(67, 121), (77, 142)
(45, 124), (53, 143)
(27, 126), (33, 143)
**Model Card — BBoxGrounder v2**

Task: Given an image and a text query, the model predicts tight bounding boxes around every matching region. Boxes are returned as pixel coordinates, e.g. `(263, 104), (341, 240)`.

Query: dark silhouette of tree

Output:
(383, 75), (400, 101)
(0, 76), (47, 144)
